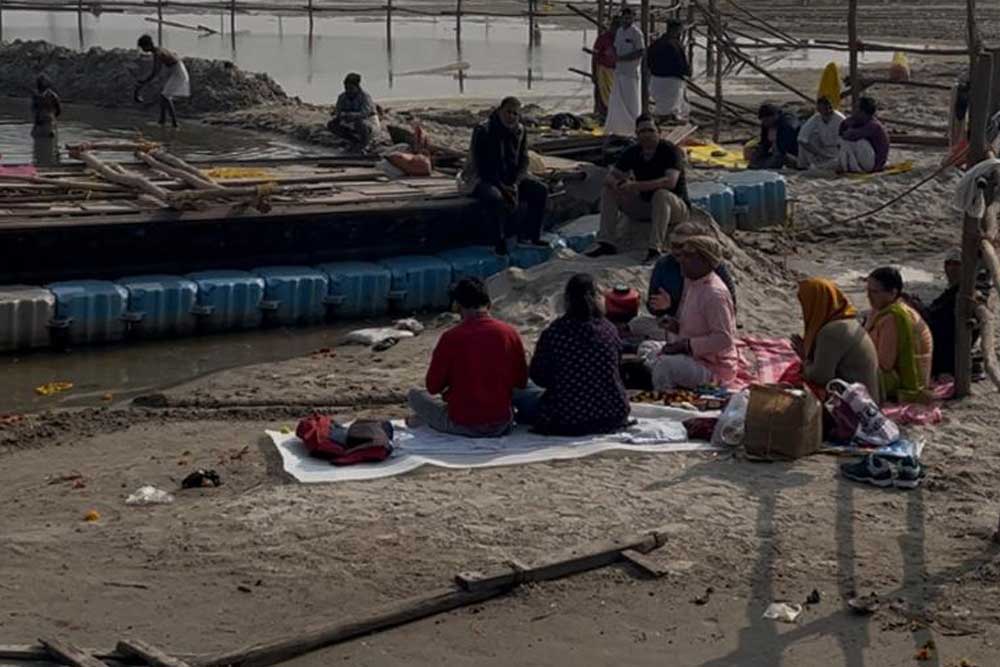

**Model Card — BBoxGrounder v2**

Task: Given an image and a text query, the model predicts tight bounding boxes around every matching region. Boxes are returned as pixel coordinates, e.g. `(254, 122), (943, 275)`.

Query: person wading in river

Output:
(136, 34), (190, 128)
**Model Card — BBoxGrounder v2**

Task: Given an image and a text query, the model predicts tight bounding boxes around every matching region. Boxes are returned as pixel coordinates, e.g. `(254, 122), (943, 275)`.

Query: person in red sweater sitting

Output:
(407, 277), (529, 437)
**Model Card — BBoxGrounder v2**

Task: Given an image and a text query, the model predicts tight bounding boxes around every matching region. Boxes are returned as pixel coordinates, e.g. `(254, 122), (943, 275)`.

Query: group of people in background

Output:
(595, 7), (691, 135)
(750, 95), (891, 174)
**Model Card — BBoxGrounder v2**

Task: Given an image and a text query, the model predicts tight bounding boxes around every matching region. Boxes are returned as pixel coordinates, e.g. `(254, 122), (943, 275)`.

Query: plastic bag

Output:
(711, 389), (749, 447)
(341, 327), (416, 347)
(825, 379), (899, 447)
(763, 602), (802, 623)
(125, 485), (175, 506)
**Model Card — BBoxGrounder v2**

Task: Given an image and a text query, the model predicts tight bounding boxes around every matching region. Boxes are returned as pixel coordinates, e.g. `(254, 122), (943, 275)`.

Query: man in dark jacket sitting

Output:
(460, 97), (549, 256)
(748, 102), (800, 170)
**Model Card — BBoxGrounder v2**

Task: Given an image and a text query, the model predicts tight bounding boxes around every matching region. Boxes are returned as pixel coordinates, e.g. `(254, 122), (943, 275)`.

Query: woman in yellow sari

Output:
(864, 267), (934, 402)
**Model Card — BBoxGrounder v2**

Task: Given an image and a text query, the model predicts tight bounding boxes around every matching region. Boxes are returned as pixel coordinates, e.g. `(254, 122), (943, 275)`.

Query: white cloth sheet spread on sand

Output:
(269, 403), (721, 483)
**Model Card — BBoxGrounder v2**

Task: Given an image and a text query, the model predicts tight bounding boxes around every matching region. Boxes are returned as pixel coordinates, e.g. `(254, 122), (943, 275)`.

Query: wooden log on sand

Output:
(199, 526), (670, 667)
(38, 638), (108, 667)
(115, 640), (191, 667)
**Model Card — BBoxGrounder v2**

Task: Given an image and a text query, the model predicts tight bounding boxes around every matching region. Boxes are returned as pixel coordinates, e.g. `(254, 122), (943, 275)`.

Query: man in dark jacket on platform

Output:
(460, 97), (549, 256)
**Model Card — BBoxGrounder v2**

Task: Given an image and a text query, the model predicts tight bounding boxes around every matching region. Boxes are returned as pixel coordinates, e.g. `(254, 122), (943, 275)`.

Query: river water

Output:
(0, 97), (327, 164)
(2, 10), (896, 104)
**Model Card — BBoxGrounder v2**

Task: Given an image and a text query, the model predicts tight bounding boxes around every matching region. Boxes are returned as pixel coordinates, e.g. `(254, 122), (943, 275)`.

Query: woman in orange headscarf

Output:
(791, 278), (882, 402)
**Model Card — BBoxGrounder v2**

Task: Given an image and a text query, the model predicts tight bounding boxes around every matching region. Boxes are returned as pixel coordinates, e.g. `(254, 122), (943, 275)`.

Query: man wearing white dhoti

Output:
(136, 34), (189, 128)
(647, 20), (690, 122)
(604, 6), (645, 137)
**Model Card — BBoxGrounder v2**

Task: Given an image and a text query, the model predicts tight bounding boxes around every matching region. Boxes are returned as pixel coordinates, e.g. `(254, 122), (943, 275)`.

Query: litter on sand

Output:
(762, 602), (803, 623)
(848, 592), (881, 615)
(34, 381), (74, 396)
(125, 485), (175, 506)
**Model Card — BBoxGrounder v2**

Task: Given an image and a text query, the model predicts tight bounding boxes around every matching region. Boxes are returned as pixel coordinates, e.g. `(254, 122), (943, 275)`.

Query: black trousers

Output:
(472, 177), (548, 248)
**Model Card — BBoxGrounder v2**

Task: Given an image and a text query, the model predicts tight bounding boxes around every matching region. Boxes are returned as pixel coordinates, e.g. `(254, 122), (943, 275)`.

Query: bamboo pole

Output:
(0, 174), (123, 192)
(76, 0), (83, 47)
(848, 0), (859, 111)
(144, 17), (219, 34)
(967, 0), (980, 80)
(229, 0), (236, 49)
(686, 0), (695, 69)
(596, 0), (604, 29)
(308, 0), (314, 40)
(565, 3), (600, 28)
(641, 0), (650, 114)
(717, 37), (812, 103)
(72, 151), (171, 206)
(803, 38), (973, 57)
(713, 15), (722, 142)
(955, 51), (994, 398)
(455, 0), (462, 45)
(528, 0), (535, 47)
(386, 0), (392, 48)
(704, 2), (714, 77)
(720, 0), (798, 46)
(134, 152), (222, 190)
(157, 0), (163, 43)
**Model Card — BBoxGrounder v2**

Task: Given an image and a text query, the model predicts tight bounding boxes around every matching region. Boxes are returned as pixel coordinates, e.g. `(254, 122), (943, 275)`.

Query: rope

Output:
(835, 148), (968, 224)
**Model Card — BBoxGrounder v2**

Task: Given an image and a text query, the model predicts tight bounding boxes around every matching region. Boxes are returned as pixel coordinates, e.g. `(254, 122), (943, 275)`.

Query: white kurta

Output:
(604, 24), (644, 137)
(796, 110), (845, 169)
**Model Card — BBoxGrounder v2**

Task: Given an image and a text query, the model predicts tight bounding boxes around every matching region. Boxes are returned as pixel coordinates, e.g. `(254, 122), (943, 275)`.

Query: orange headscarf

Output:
(798, 278), (858, 356)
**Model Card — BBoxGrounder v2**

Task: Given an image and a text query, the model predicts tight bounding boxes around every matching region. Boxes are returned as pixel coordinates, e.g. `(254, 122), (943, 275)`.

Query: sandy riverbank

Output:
(3, 137), (1000, 665)
(4, 11), (1000, 665)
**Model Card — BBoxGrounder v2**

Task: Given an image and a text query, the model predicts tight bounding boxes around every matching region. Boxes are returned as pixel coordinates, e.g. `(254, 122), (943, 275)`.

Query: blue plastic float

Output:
(185, 270), (266, 331)
(46, 280), (129, 344)
(253, 266), (330, 326)
(719, 170), (788, 231)
(687, 181), (737, 234)
(378, 255), (453, 312)
(118, 275), (199, 338)
(316, 261), (392, 319)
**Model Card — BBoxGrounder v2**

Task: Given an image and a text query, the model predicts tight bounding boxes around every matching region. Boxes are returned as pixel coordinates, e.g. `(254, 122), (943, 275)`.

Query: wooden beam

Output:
(565, 3), (600, 29)
(39, 638), (108, 667)
(955, 51), (994, 397)
(115, 640), (191, 667)
(456, 529), (663, 592)
(713, 7), (723, 142)
(968, 0), (981, 79)
(848, 0), (859, 111)
(641, 0), (651, 114)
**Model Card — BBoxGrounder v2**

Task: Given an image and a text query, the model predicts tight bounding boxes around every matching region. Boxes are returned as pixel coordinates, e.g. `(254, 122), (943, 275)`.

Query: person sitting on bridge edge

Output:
(327, 72), (381, 149)
(459, 96), (549, 256)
